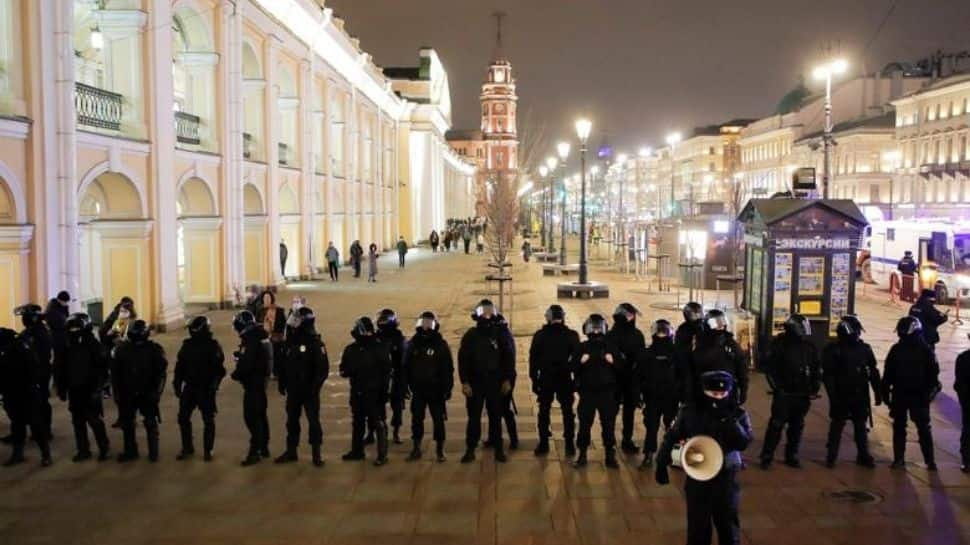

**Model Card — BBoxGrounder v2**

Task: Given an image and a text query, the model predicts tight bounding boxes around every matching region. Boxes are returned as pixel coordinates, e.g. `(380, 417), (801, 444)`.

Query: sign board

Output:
(776, 238), (852, 250)
(792, 168), (816, 190)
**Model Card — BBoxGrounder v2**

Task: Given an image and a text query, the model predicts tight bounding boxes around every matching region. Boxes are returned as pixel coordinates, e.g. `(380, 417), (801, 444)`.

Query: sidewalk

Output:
(0, 241), (968, 545)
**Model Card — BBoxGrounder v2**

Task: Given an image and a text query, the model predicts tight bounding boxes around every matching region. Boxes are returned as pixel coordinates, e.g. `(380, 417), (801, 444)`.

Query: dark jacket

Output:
(822, 338), (881, 412)
(44, 298), (69, 354)
(278, 330), (329, 395)
(956, 349), (970, 401)
(111, 339), (167, 404)
(403, 328), (454, 399)
(897, 256), (917, 275)
(231, 327), (272, 391)
(458, 317), (516, 387)
(173, 333), (226, 397)
(571, 336), (625, 393)
(605, 318), (645, 380)
(688, 330), (749, 405)
(1, 330), (47, 398)
(377, 324), (406, 390)
(637, 336), (681, 404)
(657, 403), (753, 474)
(529, 323), (581, 391)
(54, 331), (107, 396)
(764, 332), (822, 396)
(908, 296), (947, 345)
(340, 336), (392, 396)
(883, 337), (939, 407)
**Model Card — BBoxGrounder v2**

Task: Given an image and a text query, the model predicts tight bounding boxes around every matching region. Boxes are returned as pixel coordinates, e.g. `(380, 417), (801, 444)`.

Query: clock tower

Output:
(480, 12), (518, 172)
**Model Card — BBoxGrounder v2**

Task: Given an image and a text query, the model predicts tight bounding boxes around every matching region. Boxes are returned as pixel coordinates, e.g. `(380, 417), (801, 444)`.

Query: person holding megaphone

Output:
(656, 370), (753, 545)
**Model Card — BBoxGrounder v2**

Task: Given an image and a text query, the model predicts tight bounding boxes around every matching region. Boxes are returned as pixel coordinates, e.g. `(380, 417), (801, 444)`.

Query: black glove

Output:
(655, 465), (670, 485)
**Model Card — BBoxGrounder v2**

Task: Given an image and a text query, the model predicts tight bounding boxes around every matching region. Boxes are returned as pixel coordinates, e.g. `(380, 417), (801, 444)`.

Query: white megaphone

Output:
(677, 435), (723, 482)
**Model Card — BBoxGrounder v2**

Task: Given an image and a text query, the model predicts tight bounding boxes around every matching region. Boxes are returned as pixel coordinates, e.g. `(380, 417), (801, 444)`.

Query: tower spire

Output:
(493, 11), (506, 60)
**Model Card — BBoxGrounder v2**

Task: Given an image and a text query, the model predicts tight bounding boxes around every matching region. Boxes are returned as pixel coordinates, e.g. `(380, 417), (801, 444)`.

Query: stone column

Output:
(345, 88), (357, 245)
(299, 57), (315, 278)
(264, 36), (281, 285)
(147, 1), (182, 328)
(219, 0), (244, 306)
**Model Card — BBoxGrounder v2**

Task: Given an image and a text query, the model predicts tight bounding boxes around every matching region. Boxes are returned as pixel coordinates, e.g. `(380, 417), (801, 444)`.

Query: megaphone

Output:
(678, 435), (723, 482)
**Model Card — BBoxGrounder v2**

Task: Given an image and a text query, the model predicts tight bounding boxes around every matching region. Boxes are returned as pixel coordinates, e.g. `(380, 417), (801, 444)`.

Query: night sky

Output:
(327, 0), (970, 154)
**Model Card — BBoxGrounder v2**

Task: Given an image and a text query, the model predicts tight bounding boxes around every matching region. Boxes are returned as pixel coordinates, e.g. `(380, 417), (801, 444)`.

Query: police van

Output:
(865, 220), (970, 302)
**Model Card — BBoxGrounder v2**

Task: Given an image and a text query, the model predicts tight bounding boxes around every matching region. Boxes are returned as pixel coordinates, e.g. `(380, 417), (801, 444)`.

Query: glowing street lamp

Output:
(665, 132), (682, 218)
(556, 142), (571, 265)
(575, 118), (592, 284)
(814, 58), (848, 199)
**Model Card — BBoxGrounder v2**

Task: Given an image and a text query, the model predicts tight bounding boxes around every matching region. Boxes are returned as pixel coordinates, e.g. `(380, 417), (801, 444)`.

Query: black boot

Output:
(605, 447), (619, 469)
(435, 441), (446, 463)
(202, 421), (215, 461)
(39, 443), (52, 467)
(240, 451), (261, 466)
(639, 451), (654, 470)
(92, 422), (110, 462)
(564, 437), (576, 458)
(573, 447), (588, 468)
(374, 426), (389, 466)
(3, 445), (25, 466)
(407, 441), (422, 462)
(494, 439), (507, 463)
(275, 449), (298, 464)
(620, 439), (639, 454)
(507, 419), (519, 451)
(311, 444), (324, 467)
(73, 450), (93, 463)
(534, 438), (550, 456)
(146, 425), (160, 463)
(392, 426), (402, 445)
(178, 422), (194, 461)
(460, 448), (476, 464)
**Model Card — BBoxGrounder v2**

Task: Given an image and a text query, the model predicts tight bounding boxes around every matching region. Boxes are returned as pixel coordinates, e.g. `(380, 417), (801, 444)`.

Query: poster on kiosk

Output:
(737, 198), (868, 364)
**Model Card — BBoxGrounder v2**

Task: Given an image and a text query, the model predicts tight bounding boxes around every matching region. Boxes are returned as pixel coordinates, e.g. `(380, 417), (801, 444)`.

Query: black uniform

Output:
(955, 349), (970, 469)
(173, 331), (226, 457)
(688, 330), (748, 406)
(2, 328), (52, 463)
(529, 322), (581, 450)
(112, 338), (167, 461)
(377, 322), (406, 437)
(605, 316), (645, 449)
(656, 387), (753, 545)
(883, 336), (939, 467)
(638, 334), (681, 456)
(908, 293), (948, 349)
(822, 337), (881, 465)
(340, 334), (392, 461)
(572, 336), (624, 454)
(278, 329), (329, 454)
(458, 315), (516, 458)
(674, 320), (703, 404)
(759, 331), (821, 466)
(231, 326), (272, 460)
(54, 328), (109, 459)
(403, 328), (454, 448)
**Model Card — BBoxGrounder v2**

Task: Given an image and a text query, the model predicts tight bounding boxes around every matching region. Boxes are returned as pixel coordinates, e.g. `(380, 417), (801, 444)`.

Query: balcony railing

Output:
(174, 110), (201, 145)
(278, 142), (290, 166)
(243, 132), (253, 159)
(75, 82), (122, 131)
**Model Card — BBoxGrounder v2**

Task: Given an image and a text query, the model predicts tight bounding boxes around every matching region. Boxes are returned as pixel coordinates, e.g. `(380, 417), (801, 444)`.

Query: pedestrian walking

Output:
(325, 242), (340, 281)
(396, 237), (408, 268)
(350, 240), (364, 278)
(430, 230), (440, 253)
(368, 243), (379, 282)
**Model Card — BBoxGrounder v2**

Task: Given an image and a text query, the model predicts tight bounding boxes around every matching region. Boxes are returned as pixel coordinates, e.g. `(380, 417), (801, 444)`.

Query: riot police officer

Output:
(572, 314), (624, 469)
(687, 309), (748, 406)
(909, 288), (948, 351)
(655, 371), (753, 545)
(111, 320), (167, 463)
(173, 316), (226, 462)
(340, 317), (392, 466)
(675, 302), (705, 404)
(637, 319), (681, 469)
(458, 299), (516, 463)
(377, 308), (406, 445)
(955, 335), (970, 472)
(2, 305), (53, 466)
(884, 316), (939, 470)
(529, 304), (581, 457)
(231, 310), (273, 466)
(55, 313), (110, 462)
(404, 311), (454, 462)
(822, 315), (881, 468)
(276, 307), (329, 467)
(606, 302), (646, 454)
(759, 314), (821, 469)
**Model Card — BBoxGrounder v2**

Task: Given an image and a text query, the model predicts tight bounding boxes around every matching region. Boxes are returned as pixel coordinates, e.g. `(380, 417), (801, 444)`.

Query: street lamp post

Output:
(616, 153), (628, 272)
(544, 157), (558, 251)
(538, 165), (549, 248)
(557, 142), (571, 266)
(665, 132), (681, 218)
(813, 58), (848, 199)
(576, 119), (592, 284)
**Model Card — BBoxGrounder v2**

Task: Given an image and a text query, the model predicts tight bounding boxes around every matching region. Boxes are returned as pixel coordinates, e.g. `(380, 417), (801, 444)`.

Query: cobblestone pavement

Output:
(2, 241), (970, 545)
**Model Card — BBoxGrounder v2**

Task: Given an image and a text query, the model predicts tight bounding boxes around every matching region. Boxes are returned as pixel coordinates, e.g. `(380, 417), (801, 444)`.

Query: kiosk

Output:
(738, 198), (868, 360)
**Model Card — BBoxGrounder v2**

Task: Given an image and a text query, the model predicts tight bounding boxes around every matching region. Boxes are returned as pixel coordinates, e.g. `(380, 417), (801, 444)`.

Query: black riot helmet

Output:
(65, 313), (93, 343)
(232, 310), (257, 336)
(544, 304), (566, 324)
(583, 313), (609, 337)
(292, 306), (317, 333)
(126, 319), (150, 343)
(651, 319), (674, 339)
(416, 311), (439, 331)
(353, 316), (376, 337)
(783, 314), (812, 338)
(896, 316), (923, 338)
(15, 304), (44, 328)
(837, 315), (864, 340)
(187, 316), (211, 337)
(377, 308), (398, 328)
(703, 309), (729, 332)
(683, 302), (703, 323)
(612, 302), (640, 324)
(473, 299), (497, 320)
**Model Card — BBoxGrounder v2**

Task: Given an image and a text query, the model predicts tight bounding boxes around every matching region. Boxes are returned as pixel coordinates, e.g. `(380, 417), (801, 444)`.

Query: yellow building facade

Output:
(0, 0), (475, 329)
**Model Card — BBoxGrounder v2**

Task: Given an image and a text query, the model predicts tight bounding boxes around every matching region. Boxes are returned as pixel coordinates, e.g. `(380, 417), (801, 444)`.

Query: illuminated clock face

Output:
(494, 70), (505, 83)
(495, 103), (505, 114)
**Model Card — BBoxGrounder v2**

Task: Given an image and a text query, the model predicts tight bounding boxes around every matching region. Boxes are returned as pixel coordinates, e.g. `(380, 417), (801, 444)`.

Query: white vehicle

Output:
(865, 220), (970, 302)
